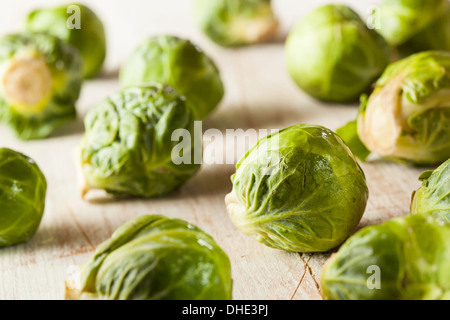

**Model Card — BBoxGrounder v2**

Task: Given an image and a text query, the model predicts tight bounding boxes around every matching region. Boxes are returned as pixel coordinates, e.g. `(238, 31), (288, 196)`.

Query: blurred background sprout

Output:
(78, 84), (201, 199)
(226, 124), (369, 253)
(66, 215), (233, 300)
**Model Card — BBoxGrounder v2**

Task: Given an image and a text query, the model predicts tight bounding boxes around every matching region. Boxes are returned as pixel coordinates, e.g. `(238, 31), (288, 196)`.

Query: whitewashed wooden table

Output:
(0, 0), (426, 300)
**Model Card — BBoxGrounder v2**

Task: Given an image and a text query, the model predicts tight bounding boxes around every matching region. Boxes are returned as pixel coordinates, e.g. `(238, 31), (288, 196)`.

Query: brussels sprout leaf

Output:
(336, 120), (371, 162)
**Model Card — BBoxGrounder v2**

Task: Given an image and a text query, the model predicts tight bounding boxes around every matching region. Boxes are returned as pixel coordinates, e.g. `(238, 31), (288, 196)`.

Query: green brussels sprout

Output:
(119, 35), (224, 119)
(352, 51), (450, 166)
(374, 0), (450, 57)
(285, 4), (391, 103)
(225, 124), (369, 253)
(66, 215), (233, 300)
(321, 214), (450, 300)
(0, 32), (83, 140)
(194, 0), (279, 47)
(26, 3), (106, 79)
(78, 84), (200, 199)
(335, 120), (371, 162)
(0, 148), (47, 247)
(411, 158), (450, 222)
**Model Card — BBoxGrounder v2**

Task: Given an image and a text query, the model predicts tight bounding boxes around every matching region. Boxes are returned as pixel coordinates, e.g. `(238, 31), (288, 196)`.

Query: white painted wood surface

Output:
(0, 0), (426, 300)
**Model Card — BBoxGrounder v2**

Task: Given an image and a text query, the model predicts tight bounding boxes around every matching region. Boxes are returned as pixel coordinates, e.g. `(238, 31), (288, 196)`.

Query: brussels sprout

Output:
(411, 158), (450, 222)
(321, 214), (450, 300)
(194, 0), (279, 47)
(78, 84), (200, 198)
(375, 0), (450, 57)
(66, 215), (233, 300)
(119, 35), (224, 119)
(225, 124), (369, 253)
(351, 51), (450, 166)
(285, 4), (391, 103)
(0, 32), (83, 140)
(26, 3), (106, 79)
(0, 148), (47, 247)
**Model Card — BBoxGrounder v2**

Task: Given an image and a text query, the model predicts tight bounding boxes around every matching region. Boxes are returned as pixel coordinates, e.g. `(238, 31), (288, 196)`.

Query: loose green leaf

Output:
(0, 148), (47, 247)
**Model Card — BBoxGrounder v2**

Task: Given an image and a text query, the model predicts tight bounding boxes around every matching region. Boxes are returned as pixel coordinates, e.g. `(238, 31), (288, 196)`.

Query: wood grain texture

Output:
(0, 0), (426, 300)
